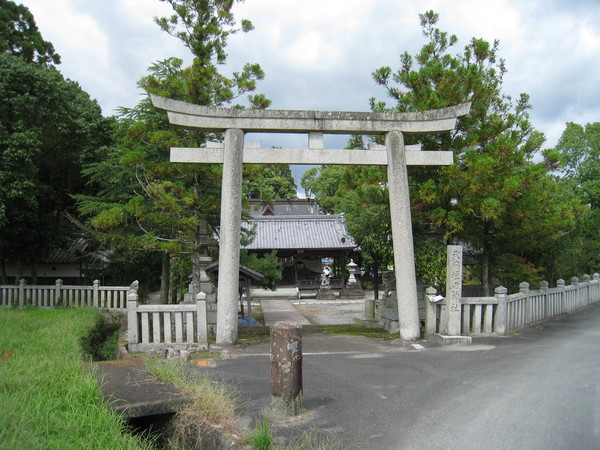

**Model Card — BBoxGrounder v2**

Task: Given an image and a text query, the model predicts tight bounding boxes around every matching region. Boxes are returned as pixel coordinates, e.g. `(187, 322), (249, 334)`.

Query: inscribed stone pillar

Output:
(215, 128), (244, 345)
(445, 245), (463, 336)
(386, 130), (420, 341)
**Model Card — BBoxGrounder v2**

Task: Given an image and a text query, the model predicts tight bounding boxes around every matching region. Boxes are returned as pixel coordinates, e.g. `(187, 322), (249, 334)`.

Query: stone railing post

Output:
(196, 292), (208, 348)
(54, 279), (63, 307)
(493, 286), (508, 335)
(519, 281), (530, 324)
(582, 274), (591, 304)
(571, 276), (579, 309)
(18, 279), (26, 308)
(127, 289), (139, 348)
(557, 279), (565, 314)
(540, 280), (549, 319)
(93, 280), (100, 308)
(425, 286), (438, 336)
(271, 321), (303, 416)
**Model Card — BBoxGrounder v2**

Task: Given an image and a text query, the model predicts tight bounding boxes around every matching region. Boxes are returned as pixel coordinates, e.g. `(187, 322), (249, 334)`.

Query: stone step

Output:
(96, 359), (192, 419)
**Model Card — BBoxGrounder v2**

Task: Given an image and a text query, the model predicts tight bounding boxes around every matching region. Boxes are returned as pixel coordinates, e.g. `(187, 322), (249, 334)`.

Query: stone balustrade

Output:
(126, 291), (209, 352)
(425, 274), (600, 336)
(0, 279), (136, 311)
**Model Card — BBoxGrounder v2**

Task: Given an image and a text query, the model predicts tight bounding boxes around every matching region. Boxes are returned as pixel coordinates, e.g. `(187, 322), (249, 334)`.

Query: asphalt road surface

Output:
(203, 302), (600, 449)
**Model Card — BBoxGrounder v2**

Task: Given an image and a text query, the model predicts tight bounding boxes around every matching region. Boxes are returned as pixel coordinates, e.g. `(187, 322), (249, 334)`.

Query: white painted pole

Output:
(386, 130), (420, 340)
(216, 128), (244, 345)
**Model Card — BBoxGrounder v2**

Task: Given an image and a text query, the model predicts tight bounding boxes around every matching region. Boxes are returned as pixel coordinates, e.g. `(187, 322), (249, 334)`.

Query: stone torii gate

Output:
(151, 95), (470, 344)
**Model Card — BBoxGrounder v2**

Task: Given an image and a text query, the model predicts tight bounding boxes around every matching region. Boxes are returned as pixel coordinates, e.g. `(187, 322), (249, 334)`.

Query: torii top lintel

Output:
(150, 95), (471, 135)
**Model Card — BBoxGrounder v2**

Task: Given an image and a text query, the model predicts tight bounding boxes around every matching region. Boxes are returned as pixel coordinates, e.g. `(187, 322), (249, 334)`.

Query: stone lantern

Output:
(347, 259), (358, 285)
(342, 259), (365, 300)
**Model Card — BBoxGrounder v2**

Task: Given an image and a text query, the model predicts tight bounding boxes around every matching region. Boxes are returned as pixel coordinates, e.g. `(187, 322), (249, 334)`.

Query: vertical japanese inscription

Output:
(446, 245), (463, 335)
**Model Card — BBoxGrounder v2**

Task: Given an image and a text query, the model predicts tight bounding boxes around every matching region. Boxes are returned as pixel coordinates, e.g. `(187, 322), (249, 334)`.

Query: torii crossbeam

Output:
(151, 95), (470, 344)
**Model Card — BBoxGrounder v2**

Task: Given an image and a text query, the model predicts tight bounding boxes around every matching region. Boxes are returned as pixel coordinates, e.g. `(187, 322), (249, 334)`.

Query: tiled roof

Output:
(248, 199), (320, 217)
(244, 215), (357, 250)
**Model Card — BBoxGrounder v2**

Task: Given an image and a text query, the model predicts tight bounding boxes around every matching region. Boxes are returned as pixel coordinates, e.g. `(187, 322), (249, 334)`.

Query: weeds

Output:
(0, 308), (150, 448)
(145, 359), (242, 447)
(80, 312), (122, 361)
(245, 416), (275, 450)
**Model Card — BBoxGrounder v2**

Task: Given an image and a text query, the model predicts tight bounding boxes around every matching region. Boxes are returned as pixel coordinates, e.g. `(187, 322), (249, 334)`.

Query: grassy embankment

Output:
(0, 307), (150, 449)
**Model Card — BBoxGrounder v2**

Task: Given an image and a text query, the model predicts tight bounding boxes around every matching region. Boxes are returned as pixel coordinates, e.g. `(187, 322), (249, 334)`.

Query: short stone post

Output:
(18, 279), (26, 308)
(127, 289), (139, 348)
(196, 292), (208, 349)
(364, 298), (375, 319)
(425, 286), (438, 336)
(93, 280), (100, 308)
(270, 321), (302, 416)
(493, 286), (508, 335)
(54, 279), (63, 307)
(519, 281), (530, 324)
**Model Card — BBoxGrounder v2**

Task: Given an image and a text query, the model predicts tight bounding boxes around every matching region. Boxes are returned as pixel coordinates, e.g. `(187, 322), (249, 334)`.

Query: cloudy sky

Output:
(21, 0), (600, 153)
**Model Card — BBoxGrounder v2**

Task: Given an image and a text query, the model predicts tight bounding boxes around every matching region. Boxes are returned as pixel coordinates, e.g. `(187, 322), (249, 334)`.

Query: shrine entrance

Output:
(151, 94), (470, 344)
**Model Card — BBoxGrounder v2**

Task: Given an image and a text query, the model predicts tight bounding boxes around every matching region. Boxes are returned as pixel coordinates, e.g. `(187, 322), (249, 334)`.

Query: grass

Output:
(237, 322), (397, 343)
(305, 323), (398, 340)
(244, 416), (275, 450)
(0, 307), (150, 449)
(280, 428), (354, 449)
(144, 358), (243, 447)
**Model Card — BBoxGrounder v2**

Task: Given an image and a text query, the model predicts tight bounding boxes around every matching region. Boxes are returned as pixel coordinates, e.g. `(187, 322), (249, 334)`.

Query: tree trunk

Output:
(482, 252), (490, 296)
(373, 257), (380, 300)
(31, 262), (38, 285)
(0, 259), (6, 284)
(160, 251), (170, 304)
(191, 221), (213, 298)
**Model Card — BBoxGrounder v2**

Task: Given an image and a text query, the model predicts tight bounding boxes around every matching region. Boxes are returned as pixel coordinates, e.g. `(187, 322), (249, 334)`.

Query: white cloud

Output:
(17, 0), (600, 146)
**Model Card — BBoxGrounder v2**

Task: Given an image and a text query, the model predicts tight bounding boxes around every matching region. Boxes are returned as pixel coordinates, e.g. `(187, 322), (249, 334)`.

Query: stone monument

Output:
(316, 264), (336, 300)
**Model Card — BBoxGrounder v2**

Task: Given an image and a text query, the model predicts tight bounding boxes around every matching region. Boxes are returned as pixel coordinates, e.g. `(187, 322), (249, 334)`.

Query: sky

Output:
(20, 0), (600, 157)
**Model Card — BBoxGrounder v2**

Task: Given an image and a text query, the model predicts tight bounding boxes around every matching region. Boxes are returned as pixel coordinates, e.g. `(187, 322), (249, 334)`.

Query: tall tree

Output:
(546, 122), (600, 277)
(373, 11), (579, 292)
(305, 11), (579, 294)
(0, 54), (113, 282)
(243, 164), (297, 201)
(0, 0), (60, 66)
(78, 0), (275, 301)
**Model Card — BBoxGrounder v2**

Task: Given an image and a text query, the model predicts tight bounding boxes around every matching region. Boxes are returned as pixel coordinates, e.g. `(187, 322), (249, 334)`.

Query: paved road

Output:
(199, 302), (600, 449)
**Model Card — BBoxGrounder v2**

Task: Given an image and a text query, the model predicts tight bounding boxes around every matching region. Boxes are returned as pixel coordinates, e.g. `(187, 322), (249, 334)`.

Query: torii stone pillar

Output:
(386, 130), (420, 339)
(151, 95), (470, 344)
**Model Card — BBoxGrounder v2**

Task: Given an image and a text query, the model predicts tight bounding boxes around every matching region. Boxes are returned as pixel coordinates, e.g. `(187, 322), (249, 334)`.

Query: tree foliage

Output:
(0, 0), (60, 66)
(77, 0), (279, 298)
(546, 122), (600, 277)
(0, 53), (113, 278)
(304, 11), (581, 293)
(243, 164), (296, 201)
